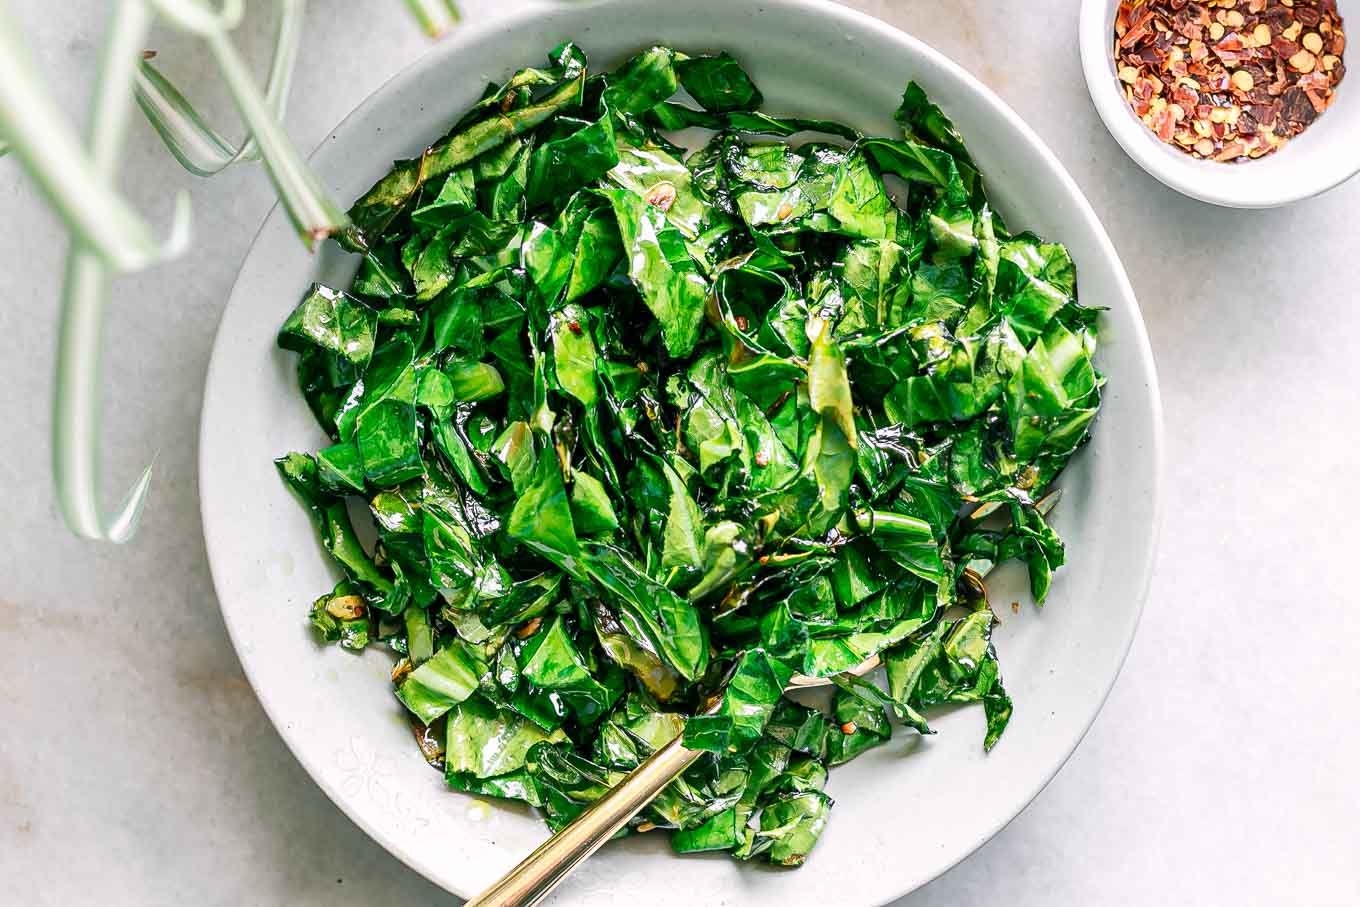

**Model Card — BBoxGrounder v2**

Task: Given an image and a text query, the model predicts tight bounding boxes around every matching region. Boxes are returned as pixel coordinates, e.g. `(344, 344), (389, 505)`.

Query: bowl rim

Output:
(1079, 0), (1360, 208)
(200, 0), (1166, 901)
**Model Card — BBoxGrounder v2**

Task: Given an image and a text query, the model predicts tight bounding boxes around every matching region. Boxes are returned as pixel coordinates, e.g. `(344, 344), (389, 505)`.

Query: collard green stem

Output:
(342, 74), (584, 250)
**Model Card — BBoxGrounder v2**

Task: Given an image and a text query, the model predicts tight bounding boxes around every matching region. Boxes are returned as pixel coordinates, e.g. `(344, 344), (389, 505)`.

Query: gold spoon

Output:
(467, 492), (1057, 907)
(465, 656), (879, 907)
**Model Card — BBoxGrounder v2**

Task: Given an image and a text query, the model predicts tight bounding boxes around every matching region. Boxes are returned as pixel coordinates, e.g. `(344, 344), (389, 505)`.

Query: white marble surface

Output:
(2, 1), (1357, 905)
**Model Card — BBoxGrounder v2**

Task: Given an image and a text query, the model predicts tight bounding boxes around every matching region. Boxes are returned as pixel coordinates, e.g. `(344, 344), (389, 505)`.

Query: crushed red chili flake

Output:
(1114, 0), (1346, 162)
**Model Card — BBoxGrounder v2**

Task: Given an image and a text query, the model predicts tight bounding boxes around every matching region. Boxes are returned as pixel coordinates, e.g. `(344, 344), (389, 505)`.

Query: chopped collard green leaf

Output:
(275, 43), (1103, 869)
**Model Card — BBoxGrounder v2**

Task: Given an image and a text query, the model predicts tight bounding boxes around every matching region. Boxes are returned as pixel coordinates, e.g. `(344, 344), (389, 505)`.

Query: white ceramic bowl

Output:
(1080, 0), (1359, 208)
(200, 1), (1164, 903)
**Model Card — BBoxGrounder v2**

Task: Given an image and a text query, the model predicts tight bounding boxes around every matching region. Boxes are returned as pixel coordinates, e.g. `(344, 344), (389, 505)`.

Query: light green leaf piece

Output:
(507, 447), (581, 568)
(827, 150), (898, 240)
(444, 695), (567, 778)
(807, 318), (857, 448)
(396, 640), (487, 724)
(570, 470), (619, 535)
(660, 458), (705, 573)
(683, 649), (793, 753)
(608, 135), (707, 238)
(602, 46), (678, 114)
(600, 188), (708, 357)
(551, 305), (598, 406)
(277, 284), (376, 371)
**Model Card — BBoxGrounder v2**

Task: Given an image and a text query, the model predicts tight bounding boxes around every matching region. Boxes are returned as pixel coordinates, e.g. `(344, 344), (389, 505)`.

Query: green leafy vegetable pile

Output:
(275, 42), (1103, 867)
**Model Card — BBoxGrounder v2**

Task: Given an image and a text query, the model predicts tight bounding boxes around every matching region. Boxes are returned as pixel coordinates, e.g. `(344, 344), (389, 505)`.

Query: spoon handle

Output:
(465, 733), (703, 907)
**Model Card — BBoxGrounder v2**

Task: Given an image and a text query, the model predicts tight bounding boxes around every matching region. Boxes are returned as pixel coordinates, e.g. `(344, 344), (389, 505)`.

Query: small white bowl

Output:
(1080, 0), (1360, 207)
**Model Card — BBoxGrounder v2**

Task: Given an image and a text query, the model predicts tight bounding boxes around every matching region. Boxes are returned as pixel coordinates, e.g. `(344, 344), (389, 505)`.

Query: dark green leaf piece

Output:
(675, 52), (763, 113)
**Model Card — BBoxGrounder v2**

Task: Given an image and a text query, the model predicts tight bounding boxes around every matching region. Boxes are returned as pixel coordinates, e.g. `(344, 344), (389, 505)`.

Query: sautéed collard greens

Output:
(275, 43), (1102, 867)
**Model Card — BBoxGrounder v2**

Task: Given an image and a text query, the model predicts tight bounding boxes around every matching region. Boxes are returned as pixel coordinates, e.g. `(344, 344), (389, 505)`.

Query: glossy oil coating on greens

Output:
(276, 43), (1102, 867)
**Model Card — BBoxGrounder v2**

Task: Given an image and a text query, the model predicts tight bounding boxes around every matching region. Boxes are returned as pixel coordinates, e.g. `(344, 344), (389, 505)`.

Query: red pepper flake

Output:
(567, 320), (583, 336)
(1113, 0), (1346, 162)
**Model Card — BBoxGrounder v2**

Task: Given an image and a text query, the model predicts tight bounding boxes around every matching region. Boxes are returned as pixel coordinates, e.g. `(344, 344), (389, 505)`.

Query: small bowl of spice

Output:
(1080, 0), (1355, 207)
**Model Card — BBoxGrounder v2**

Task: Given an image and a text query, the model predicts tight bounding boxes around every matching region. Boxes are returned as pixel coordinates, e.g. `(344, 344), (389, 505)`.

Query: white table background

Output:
(2, 1), (1357, 904)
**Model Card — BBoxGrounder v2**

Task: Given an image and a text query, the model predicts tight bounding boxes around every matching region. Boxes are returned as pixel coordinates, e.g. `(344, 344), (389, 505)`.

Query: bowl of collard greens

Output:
(200, 1), (1163, 903)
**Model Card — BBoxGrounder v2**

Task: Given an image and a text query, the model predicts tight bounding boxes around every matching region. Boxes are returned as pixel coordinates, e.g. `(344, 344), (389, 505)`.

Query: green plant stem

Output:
(135, 0), (304, 175)
(404, 0), (461, 37)
(0, 0), (187, 271)
(54, 0), (165, 541)
(204, 17), (349, 246)
(146, 0), (244, 35)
